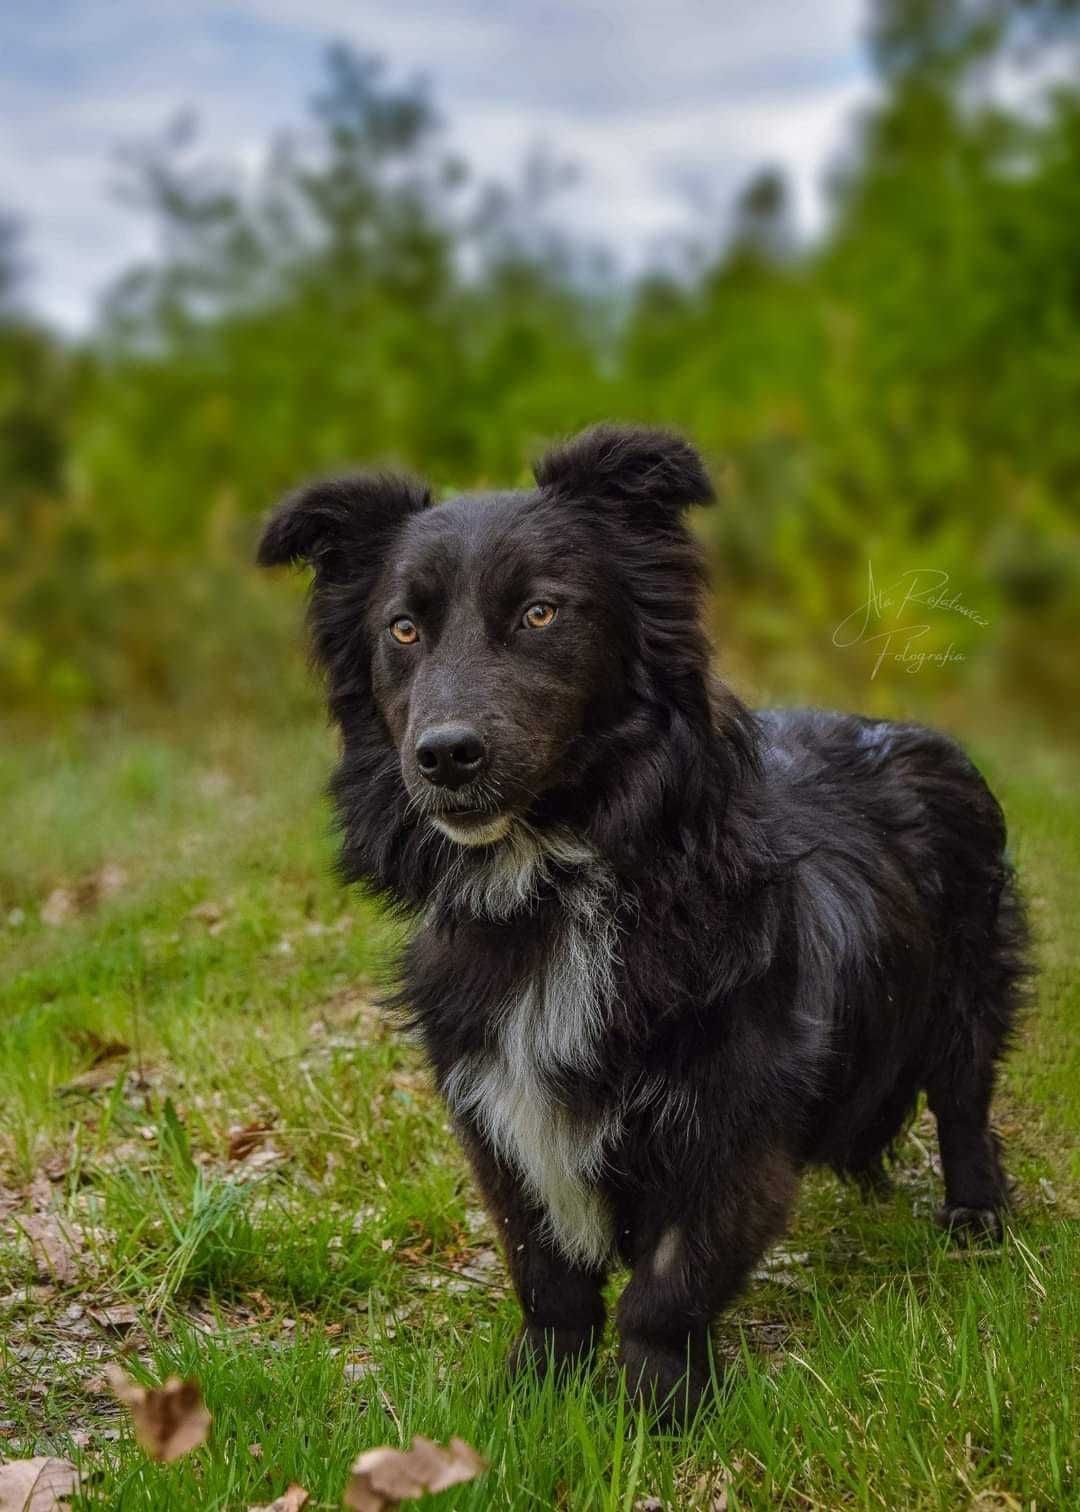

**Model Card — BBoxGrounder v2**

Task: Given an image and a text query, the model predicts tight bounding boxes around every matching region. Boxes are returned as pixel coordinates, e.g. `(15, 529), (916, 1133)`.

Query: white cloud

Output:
(234, 0), (868, 111)
(0, 0), (874, 330)
(446, 74), (876, 259)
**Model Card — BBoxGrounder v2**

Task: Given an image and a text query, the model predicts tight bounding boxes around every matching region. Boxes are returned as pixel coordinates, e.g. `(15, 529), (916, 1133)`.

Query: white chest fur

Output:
(443, 867), (621, 1270)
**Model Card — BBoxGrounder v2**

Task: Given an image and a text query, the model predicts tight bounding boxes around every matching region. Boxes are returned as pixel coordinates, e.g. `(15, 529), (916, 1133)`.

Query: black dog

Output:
(258, 425), (1028, 1417)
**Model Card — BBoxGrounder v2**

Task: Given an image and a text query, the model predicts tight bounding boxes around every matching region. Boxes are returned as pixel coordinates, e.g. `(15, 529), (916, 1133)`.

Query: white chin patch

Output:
(432, 813), (513, 847)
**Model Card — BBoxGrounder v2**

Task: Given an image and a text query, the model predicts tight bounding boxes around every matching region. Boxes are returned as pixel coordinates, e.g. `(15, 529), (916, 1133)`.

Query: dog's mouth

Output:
(430, 808), (513, 847)
(405, 771), (519, 847)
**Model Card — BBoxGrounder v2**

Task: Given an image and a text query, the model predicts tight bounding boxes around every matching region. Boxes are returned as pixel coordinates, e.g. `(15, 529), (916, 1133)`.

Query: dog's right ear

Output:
(256, 473), (431, 575)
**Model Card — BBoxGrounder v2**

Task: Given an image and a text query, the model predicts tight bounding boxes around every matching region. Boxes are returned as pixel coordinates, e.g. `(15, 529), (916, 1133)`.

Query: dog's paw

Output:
(508, 1322), (601, 1381)
(934, 1204), (1005, 1243)
(617, 1337), (714, 1426)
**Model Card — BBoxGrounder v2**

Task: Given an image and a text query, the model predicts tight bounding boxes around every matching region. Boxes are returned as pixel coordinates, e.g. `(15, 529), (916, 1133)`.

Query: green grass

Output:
(1, 712), (1077, 1510)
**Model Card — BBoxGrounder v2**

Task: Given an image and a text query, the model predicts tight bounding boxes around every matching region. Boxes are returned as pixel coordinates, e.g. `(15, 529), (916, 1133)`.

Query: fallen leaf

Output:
(238, 1146), (285, 1174)
(188, 900), (226, 930)
(88, 1304), (140, 1333)
(106, 1366), (210, 1462)
(27, 1176), (53, 1213)
(14, 1216), (84, 1285)
(65, 1029), (130, 1066)
(40, 867), (128, 928)
(454, 1246), (499, 1282)
(0, 1455), (79, 1510)
(39, 1152), (70, 1183)
(57, 1064), (126, 1096)
(343, 1436), (486, 1510)
(248, 1486), (309, 1512)
(227, 1121), (275, 1162)
(0, 1284), (56, 1313)
(83, 864), (128, 903)
(40, 890), (76, 928)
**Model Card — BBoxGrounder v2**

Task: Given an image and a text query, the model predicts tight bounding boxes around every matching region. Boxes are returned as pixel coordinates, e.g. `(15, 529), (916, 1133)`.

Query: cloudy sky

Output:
(1, 1), (877, 331)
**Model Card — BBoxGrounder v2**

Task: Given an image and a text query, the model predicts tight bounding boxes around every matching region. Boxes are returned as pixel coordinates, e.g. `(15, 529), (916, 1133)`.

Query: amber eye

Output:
(388, 617), (419, 645)
(522, 602), (557, 630)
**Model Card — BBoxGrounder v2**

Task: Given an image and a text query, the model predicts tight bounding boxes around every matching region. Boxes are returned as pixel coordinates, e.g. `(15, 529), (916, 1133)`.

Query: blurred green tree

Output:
(2, 11), (1078, 720)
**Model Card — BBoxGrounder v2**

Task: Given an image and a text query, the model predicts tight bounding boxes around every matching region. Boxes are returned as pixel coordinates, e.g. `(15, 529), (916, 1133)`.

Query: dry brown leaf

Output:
(58, 1063), (126, 1096)
(88, 1304), (140, 1333)
(106, 1365), (210, 1462)
(188, 900), (226, 928)
(40, 867), (127, 928)
(238, 1146), (285, 1174)
(84, 864), (127, 904)
(88, 1035), (130, 1064)
(39, 1152), (71, 1183)
(27, 1175), (53, 1213)
(249, 1486), (309, 1512)
(343, 1436), (486, 1510)
(40, 890), (76, 928)
(65, 1029), (130, 1066)
(14, 1215), (84, 1285)
(0, 1455), (79, 1510)
(227, 1121), (275, 1162)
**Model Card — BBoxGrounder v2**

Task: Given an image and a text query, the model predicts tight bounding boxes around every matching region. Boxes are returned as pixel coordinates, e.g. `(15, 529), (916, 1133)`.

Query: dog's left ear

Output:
(533, 424), (714, 521)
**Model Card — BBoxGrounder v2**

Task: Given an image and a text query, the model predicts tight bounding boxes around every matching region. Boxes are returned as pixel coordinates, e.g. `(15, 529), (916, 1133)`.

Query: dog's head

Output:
(259, 425), (728, 892)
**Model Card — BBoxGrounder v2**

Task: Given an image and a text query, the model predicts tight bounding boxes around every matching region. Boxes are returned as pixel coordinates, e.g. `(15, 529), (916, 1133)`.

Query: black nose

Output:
(415, 723), (487, 789)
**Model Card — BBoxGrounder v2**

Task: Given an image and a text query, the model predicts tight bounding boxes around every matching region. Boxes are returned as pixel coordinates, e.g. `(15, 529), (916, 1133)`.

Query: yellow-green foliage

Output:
(1, 10), (1079, 719)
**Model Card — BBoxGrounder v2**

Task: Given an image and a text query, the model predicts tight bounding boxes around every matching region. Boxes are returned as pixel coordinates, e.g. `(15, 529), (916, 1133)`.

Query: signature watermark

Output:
(833, 564), (989, 679)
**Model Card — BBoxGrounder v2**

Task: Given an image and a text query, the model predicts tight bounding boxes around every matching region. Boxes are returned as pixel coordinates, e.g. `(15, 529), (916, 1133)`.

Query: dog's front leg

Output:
(616, 1151), (798, 1420)
(456, 1122), (608, 1378)
(462, 1127), (608, 1377)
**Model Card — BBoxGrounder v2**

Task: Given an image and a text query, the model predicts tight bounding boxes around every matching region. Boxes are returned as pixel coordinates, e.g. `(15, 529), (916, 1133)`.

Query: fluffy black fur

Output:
(258, 423), (1029, 1419)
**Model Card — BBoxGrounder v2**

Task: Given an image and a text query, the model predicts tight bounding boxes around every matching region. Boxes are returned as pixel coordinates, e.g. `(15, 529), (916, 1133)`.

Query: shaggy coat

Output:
(258, 424), (1028, 1416)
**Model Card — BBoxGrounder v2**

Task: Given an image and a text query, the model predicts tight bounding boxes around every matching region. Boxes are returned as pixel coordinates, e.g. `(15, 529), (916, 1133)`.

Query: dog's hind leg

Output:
(926, 879), (1026, 1242)
(927, 1050), (1009, 1241)
(842, 1083), (920, 1199)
